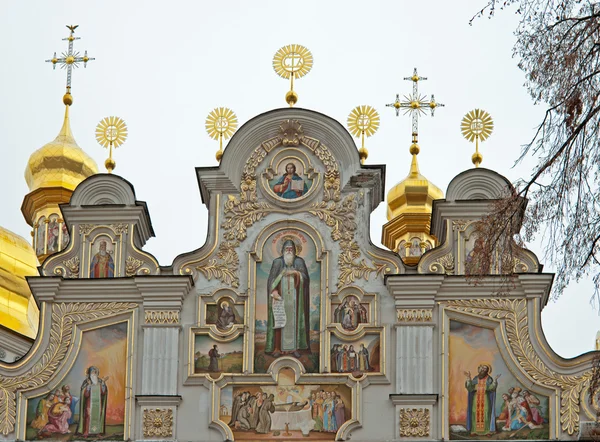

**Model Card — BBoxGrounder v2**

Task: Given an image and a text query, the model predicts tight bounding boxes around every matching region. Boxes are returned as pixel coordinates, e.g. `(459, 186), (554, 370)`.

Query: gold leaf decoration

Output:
(143, 408), (173, 438)
(125, 256), (144, 277)
(62, 256), (80, 278)
(445, 298), (591, 435)
(0, 302), (137, 435)
(429, 252), (455, 275)
(197, 241), (240, 288)
(399, 408), (430, 437)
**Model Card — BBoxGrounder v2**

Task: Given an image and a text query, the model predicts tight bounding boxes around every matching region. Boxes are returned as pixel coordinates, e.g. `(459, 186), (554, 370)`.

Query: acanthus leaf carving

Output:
(445, 298), (590, 435)
(125, 256), (144, 277)
(197, 241), (240, 288)
(0, 302), (137, 436)
(399, 408), (430, 437)
(78, 224), (95, 235)
(143, 408), (173, 438)
(62, 256), (80, 278)
(429, 252), (455, 275)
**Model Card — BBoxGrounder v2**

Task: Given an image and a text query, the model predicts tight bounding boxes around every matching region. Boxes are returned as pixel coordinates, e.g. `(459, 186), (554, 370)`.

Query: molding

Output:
(389, 394), (438, 406)
(135, 395), (183, 406)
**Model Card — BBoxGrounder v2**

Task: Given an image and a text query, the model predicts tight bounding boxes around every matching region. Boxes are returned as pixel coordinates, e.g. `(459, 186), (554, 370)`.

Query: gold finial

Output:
(386, 68), (444, 155)
(95, 116), (128, 173)
(347, 105), (380, 164)
(273, 44), (313, 107)
(205, 107), (238, 162)
(461, 108), (493, 167)
(46, 25), (95, 101)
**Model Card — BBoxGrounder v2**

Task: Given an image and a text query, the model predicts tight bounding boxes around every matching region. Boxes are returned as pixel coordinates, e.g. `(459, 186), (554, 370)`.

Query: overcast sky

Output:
(1, 0), (596, 358)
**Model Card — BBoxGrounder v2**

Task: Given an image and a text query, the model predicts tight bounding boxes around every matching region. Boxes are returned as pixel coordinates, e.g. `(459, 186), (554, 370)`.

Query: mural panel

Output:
(25, 322), (128, 441)
(194, 335), (244, 374)
(330, 334), (380, 374)
(206, 297), (243, 331)
(268, 159), (312, 200)
(89, 236), (115, 278)
(254, 229), (321, 373)
(332, 295), (368, 331)
(449, 321), (549, 440)
(221, 368), (350, 439)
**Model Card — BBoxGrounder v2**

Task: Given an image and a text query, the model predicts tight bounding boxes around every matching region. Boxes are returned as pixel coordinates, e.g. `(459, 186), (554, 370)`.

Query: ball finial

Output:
(285, 90), (298, 106)
(96, 116), (128, 173)
(347, 105), (380, 165)
(104, 158), (116, 173)
(63, 92), (73, 106)
(205, 107), (238, 163)
(461, 109), (493, 168)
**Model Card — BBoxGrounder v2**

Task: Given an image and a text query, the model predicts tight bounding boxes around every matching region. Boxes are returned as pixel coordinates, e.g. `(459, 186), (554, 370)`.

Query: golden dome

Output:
(0, 226), (40, 339)
(24, 105), (98, 192)
(382, 152), (444, 263)
(386, 154), (443, 220)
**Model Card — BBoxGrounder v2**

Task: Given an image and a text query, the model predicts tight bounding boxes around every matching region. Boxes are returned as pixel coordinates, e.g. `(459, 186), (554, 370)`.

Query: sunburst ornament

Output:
(461, 108), (494, 167)
(95, 116), (128, 173)
(205, 107), (238, 162)
(347, 105), (380, 164)
(273, 44), (313, 107)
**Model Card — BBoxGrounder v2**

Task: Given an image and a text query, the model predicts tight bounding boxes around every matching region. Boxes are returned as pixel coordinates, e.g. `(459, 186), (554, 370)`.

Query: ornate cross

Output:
(386, 68), (444, 144)
(46, 25), (95, 92)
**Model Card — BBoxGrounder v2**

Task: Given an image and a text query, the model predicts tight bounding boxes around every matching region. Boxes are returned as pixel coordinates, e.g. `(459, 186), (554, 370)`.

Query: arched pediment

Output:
(445, 168), (512, 201)
(69, 174), (137, 206)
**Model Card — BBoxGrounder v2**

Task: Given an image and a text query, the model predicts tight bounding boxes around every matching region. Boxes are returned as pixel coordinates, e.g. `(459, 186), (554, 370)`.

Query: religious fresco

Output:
(25, 322), (128, 441)
(206, 297), (243, 332)
(47, 215), (61, 254)
(89, 236), (115, 278)
(330, 334), (380, 374)
(61, 222), (70, 250)
(448, 321), (549, 440)
(254, 229), (321, 373)
(332, 295), (368, 331)
(194, 335), (244, 374)
(220, 368), (350, 439)
(267, 159), (312, 200)
(36, 216), (46, 255)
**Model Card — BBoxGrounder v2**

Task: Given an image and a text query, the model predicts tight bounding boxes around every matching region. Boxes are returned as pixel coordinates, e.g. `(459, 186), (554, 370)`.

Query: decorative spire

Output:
(45, 24), (95, 106)
(96, 117), (128, 173)
(347, 105), (380, 164)
(273, 44), (313, 107)
(205, 107), (238, 162)
(461, 108), (494, 167)
(385, 68), (444, 160)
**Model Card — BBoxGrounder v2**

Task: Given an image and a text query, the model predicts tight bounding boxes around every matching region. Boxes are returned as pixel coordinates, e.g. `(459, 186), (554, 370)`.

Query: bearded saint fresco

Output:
(464, 364), (500, 436)
(76, 366), (109, 437)
(266, 239), (311, 358)
(89, 240), (115, 278)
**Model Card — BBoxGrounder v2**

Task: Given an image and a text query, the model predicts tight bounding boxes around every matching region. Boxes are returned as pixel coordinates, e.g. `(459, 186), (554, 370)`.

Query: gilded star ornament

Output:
(347, 105), (380, 164)
(96, 116), (128, 173)
(205, 107), (238, 162)
(46, 25), (95, 92)
(273, 44), (313, 107)
(461, 108), (493, 167)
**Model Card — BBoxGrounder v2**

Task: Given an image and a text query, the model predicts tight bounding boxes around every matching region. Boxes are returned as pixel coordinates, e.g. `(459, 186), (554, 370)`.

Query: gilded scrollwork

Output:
(62, 256), (80, 278)
(125, 256), (144, 277)
(452, 219), (469, 231)
(0, 302), (137, 436)
(399, 408), (430, 437)
(78, 224), (95, 235)
(143, 408), (173, 438)
(110, 223), (129, 235)
(397, 309), (433, 322)
(429, 252), (455, 275)
(197, 241), (240, 288)
(145, 310), (179, 325)
(445, 298), (591, 435)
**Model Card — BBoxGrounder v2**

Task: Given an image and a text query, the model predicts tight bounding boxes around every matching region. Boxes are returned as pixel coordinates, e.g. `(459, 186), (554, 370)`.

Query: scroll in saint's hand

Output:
(272, 298), (287, 329)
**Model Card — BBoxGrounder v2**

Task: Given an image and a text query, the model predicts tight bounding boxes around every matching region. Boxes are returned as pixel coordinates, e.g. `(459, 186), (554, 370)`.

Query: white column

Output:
(396, 325), (434, 394)
(141, 326), (180, 395)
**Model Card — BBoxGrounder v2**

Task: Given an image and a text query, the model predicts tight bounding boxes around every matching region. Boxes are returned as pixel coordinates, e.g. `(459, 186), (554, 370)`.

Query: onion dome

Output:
(382, 143), (443, 265)
(0, 226), (40, 338)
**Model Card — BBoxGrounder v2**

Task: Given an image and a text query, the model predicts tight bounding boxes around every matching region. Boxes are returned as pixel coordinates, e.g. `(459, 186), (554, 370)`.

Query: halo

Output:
(220, 300), (230, 309)
(278, 236), (302, 256)
(273, 44), (313, 80)
(205, 107), (238, 141)
(461, 108), (494, 143)
(347, 105), (380, 138)
(95, 116), (128, 148)
(477, 362), (492, 375)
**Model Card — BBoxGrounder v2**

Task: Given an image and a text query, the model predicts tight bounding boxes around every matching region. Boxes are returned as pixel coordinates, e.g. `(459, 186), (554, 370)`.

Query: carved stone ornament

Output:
(429, 252), (455, 275)
(144, 310), (180, 325)
(125, 256), (144, 277)
(62, 256), (80, 278)
(452, 219), (469, 232)
(0, 302), (137, 435)
(78, 224), (95, 235)
(397, 309), (433, 322)
(110, 223), (129, 235)
(399, 408), (430, 437)
(189, 119), (389, 288)
(143, 408), (173, 438)
(445, 298), (591, 435)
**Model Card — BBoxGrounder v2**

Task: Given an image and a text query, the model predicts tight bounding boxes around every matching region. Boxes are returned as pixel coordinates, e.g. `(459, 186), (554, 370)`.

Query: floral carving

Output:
(125, 256), (144, 277)
(445, 298), (591, 435)
(452, 219), (469, 231)
(143, 408), (173, 438)
(197, 241), (240, 288)
(399, 408), (430, 437)
(397, 309), (433, 322)
(145, 310), (179, 324)
(0, 302), (137, 436)
(78, 224), (95, 235)
(110, 223), (129, 234)
(429, 252), (455, 275)
(62, 256), (80, 278)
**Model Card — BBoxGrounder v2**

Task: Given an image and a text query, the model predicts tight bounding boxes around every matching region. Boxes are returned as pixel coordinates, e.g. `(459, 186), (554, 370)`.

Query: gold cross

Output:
(46, 25), (95, 93)
(386, 68), (444, 144)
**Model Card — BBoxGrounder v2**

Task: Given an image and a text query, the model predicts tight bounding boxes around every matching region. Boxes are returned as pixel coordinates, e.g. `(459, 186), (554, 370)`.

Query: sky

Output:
(0, 0), (596, 358)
